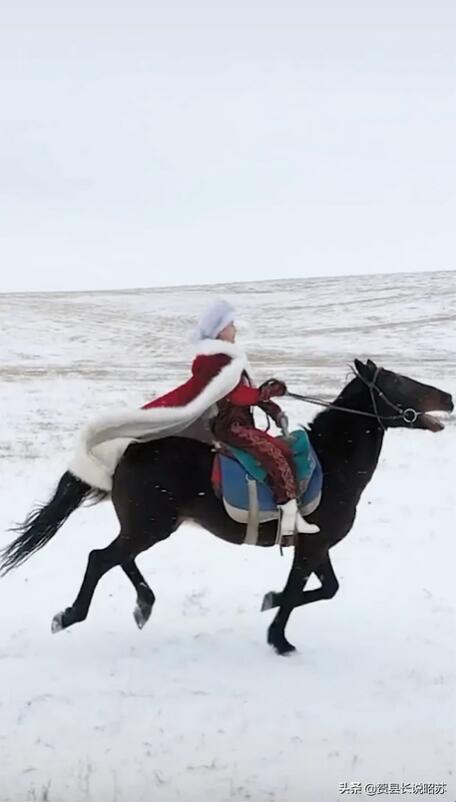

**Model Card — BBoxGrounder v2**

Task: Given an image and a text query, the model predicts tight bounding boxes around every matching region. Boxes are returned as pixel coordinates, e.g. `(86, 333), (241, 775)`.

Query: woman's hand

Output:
(276, 412), (290, 436)
(259, 378), (288, 401)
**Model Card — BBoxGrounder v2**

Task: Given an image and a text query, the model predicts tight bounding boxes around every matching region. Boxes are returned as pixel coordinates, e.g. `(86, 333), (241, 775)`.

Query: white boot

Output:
(278, 499), (320, 541)
(295, 508), (320, 535)
(278, 499), (298, 538)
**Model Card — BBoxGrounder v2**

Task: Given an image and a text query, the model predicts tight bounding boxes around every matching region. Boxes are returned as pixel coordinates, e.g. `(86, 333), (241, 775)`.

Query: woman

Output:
(143, 300), (319, 538)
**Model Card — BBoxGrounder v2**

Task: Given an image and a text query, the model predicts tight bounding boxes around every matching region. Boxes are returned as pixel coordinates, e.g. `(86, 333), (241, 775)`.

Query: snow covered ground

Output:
(0, 271), (455, 802)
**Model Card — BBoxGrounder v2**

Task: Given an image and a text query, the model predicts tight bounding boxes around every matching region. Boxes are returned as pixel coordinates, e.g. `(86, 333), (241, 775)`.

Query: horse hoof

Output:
(261, 591), (279, 612)
(51, 612), (65, 633)
(267, 625), (297, 656)
(276, 641), (297, 656)
(133, 601), (152, 630)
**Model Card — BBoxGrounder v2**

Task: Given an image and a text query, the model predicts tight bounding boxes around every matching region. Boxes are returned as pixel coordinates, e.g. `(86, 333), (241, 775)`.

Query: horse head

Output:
(353, 358), (454, 431)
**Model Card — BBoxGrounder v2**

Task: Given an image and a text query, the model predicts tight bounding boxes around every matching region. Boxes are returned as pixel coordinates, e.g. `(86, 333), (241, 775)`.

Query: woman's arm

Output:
(227, 377), (287, 409)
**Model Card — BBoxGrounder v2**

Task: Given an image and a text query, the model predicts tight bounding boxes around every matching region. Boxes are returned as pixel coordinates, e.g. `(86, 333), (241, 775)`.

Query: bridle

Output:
(287, 365), (421, 430)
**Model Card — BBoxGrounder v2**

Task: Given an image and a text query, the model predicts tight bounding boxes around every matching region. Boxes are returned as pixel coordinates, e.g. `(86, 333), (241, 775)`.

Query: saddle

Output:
(211, 430), (323, 545)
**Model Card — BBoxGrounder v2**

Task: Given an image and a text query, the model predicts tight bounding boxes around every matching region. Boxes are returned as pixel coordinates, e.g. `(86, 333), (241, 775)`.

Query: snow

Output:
(0, 271), (455, 802)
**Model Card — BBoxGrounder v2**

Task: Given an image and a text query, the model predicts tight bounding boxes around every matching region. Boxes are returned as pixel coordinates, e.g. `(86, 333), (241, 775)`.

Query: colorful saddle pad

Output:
(212, 430), (323, 539)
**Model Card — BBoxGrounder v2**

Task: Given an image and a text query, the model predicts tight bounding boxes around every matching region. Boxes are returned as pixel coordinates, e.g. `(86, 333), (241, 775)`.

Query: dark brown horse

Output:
(1, 359), (453, 654)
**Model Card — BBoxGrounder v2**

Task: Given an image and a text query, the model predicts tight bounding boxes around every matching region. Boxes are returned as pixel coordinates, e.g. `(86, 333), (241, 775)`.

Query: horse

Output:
(1, 359), (453, 655)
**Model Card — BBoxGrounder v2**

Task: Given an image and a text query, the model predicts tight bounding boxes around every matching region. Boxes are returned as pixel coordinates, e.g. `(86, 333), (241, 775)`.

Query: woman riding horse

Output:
(141, 300), (319, 539)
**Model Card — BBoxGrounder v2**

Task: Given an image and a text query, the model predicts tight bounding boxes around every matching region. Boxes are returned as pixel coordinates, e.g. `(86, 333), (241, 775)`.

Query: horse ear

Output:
(354, 358), (372, 381)
(366, 359), (378, 370)
(354, 358), (366, 374)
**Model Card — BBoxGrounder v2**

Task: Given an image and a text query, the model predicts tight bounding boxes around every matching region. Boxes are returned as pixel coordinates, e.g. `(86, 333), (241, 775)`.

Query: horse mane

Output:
(307, 366), (365, 435)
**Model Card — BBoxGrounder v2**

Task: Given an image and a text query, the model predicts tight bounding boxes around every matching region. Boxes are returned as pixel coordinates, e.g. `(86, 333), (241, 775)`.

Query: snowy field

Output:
(0, 270), (455, 802)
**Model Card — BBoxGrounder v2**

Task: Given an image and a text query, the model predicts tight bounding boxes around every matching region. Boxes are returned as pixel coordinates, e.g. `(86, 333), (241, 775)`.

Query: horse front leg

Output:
(262, 549), (311, 655)
(262, 548), (332, 655)
(291, 555), (339, 608)
(263, 554), (339, 614)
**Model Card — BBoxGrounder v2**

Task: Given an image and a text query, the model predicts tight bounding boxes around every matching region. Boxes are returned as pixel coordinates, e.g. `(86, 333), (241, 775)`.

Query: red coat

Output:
(70, 341), (284, 493)
(143, 352), (282, 425)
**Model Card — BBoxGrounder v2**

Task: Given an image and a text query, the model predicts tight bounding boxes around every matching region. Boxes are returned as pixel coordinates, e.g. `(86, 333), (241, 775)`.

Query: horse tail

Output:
(0, 471), (107, 576)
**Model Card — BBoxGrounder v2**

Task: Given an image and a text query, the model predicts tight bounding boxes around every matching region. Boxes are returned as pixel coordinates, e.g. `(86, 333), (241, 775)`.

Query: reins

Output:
(287, 367), (420, 429)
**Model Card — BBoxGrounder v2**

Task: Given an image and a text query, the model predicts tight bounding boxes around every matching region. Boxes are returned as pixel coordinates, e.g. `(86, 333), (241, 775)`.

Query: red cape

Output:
(69, 340), (249, 491)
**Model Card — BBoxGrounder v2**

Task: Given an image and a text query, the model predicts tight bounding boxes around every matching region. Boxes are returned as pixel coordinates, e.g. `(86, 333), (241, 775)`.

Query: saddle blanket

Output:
(212, 430), (323, 545)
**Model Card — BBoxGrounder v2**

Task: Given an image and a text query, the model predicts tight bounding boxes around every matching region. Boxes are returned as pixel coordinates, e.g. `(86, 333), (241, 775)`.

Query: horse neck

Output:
(309, 382), (385, 498)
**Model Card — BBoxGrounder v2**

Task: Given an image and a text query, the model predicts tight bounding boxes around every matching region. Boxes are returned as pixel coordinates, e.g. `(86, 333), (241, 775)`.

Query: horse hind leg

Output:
(122, 559), (155, 630)
(52, 534), (136, 633)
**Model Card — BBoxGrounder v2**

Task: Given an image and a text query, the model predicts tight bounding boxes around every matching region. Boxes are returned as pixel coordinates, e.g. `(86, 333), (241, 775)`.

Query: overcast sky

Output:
(1, 1), (455, 292)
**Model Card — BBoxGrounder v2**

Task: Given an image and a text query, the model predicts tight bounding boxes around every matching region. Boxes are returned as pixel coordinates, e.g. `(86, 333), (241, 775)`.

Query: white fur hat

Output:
(193, 299), (235, 341)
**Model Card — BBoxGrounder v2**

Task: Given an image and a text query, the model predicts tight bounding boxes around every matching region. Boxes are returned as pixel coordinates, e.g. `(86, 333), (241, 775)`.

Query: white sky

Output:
(1, 1), (455, 292)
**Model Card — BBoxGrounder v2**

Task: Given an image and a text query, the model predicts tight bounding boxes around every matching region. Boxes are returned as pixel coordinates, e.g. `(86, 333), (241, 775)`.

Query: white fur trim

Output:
(193, 339), (244, 358)
(195, 339), (256, 381)
(69, 438), (130, 492)
(69, 341), (248, 490)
